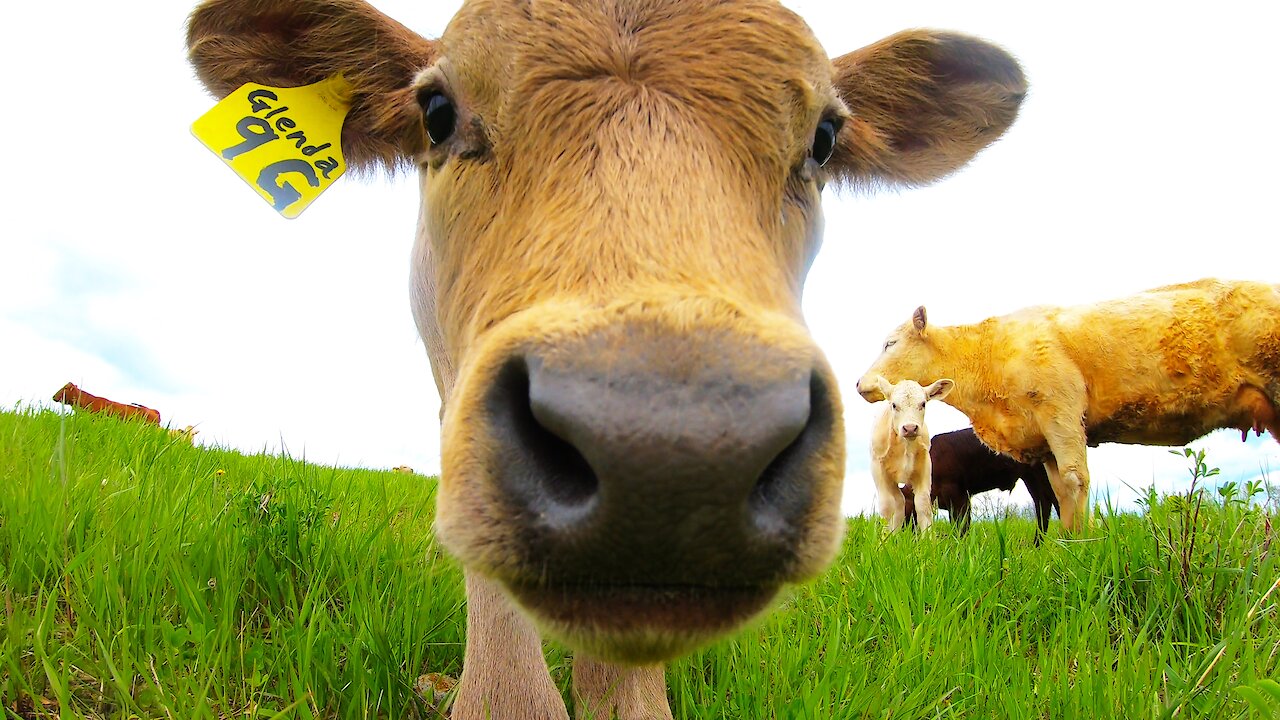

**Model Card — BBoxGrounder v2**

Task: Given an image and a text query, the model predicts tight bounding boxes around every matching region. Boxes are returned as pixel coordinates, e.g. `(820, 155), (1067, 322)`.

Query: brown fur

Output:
(186, 1), (1024, 717)
(858, 279), (1280, 535)
(52, 382), (161, 425)
(832, 31), (1026, 188)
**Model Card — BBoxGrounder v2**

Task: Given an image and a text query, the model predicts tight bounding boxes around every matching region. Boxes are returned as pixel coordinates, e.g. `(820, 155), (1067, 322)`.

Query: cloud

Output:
(3, 238), (189, 394)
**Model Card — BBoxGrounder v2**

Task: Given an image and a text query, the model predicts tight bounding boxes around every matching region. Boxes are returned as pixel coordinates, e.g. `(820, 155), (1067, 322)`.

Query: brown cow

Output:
(858, 279), (1280, 537)
(900, 428), (1059, 542)
(52, 382), (161, 425)
(186, 2), (1025, 717)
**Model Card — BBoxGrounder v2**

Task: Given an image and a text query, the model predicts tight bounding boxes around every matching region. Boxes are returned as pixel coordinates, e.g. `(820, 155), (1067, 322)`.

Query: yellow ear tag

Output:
(191, 75), (353, 219)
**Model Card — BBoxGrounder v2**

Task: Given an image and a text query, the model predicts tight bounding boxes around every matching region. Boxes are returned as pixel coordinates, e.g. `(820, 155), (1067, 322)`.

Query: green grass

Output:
(2, 407), (1278, 719)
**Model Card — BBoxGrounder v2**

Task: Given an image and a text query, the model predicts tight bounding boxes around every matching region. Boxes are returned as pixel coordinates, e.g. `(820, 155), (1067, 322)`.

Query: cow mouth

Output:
(506, 581), (780, 663)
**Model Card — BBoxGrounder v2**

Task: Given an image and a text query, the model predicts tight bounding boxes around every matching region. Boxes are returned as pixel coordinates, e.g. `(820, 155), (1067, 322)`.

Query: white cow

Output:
(868, 376), (954, 532)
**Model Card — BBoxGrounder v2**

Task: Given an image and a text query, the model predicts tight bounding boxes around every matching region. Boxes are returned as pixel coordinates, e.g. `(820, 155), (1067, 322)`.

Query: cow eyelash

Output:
(884, 340), (897, 350)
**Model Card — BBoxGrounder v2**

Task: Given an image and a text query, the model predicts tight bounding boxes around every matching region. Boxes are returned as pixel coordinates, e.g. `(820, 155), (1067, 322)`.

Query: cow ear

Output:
(187, 0), (438, 174)
(873, 375), (894, 398)
(828, 30), (1025, 188)
(925, 378), (955, 401)
(912, 306), (928, 333)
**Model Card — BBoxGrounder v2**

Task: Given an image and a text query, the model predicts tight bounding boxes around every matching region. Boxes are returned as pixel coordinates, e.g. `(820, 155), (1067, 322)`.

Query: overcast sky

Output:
(2, 1), (1276, 517)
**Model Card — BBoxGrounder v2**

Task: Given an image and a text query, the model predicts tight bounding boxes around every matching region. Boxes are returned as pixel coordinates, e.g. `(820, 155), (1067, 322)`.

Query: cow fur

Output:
(858, 279), (1280, 535)
(186, 2), (1025, 718)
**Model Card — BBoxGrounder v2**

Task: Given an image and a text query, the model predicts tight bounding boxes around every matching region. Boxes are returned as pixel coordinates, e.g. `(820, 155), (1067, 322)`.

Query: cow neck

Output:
(925, 322), (996, 418)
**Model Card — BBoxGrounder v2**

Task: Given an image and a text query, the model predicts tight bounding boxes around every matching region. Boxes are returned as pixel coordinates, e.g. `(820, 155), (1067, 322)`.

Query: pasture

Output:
(2, 407), (1278, 719)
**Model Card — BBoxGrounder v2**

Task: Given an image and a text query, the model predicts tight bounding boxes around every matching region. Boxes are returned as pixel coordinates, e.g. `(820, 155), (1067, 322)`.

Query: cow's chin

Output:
(506, 581), (781, 664)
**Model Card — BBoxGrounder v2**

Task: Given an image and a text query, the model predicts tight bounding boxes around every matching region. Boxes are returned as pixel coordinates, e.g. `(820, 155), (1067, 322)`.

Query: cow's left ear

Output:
(828, 30), (1025, 188)
(925, 378), (955, 401)
(187, 0), (438, 174)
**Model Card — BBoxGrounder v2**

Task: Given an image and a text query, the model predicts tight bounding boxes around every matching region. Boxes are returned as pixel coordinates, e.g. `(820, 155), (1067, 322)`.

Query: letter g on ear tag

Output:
(191, 75), (352, 219)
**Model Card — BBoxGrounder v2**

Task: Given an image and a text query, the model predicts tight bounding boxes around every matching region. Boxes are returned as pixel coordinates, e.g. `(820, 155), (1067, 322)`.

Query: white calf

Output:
(868, 376), (954, 532)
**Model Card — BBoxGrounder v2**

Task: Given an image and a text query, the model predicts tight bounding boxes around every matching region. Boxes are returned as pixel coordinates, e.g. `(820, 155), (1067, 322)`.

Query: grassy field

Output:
(2, 408), (1278, 719)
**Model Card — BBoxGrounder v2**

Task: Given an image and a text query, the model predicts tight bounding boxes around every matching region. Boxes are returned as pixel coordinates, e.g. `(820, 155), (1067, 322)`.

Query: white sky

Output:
(2, 2), (1277, 517)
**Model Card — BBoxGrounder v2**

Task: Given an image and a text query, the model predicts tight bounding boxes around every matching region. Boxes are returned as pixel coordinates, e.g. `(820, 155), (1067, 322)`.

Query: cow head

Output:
(188, 0), (1024, 664)
(868, 374), (953, 440)
(858, 306), (944, 403)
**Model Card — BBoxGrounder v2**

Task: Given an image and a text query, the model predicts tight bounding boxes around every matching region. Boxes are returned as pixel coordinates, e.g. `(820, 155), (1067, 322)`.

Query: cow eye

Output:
(919, 403), (926, 410)
(419, 91), (456, 145)
(891, 403), (898, 411)
(883, 339), (897, 351)
(811, 118), (840, 167)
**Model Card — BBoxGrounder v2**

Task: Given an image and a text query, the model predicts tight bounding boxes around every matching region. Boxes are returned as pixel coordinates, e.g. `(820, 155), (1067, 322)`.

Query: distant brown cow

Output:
(52, 382), (161, 425)
(858, 279), (1280, 536)
(187, 1), (1025, 717)
(901, 428), (1059, 542)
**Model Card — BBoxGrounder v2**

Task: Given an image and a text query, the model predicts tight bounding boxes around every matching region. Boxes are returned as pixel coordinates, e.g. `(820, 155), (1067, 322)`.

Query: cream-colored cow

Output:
(858, 279), (1280, 535)
(867, 376), (953, 532)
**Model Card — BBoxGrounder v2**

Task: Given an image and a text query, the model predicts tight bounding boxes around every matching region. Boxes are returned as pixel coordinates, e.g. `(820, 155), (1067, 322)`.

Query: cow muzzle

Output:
(855, 376), (878, 402)
(436, 308), (846, 663)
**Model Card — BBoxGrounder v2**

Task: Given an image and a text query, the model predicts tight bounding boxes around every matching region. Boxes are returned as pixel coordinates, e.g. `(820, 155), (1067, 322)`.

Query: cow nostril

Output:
(488, 359), (600, 518)
(750, 370), (832, 538)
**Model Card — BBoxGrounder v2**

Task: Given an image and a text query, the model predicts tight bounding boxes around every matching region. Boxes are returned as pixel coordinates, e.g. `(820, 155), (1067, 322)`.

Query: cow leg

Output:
(952, 494), (972, 536)
(452, 572), (569, 720)
(1027, 476), (1055, 545)
(872, 465), (906, 532)
(1031, 491), (1050, 545)
(884, 491), (907, 533)
(573, 656), (672, 719)
(1042, 450), (1089, 534)
(1044, 453), (1093, 535)
(913, 471), (934, 532)
(1037, 405), (1091, 534)
(1042, 459), (1074, 533)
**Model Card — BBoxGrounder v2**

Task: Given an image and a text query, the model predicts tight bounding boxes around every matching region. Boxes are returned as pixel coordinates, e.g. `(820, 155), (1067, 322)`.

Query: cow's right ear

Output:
(187, 0), (438, 174)
(912, 306), (928, 333)
(873, 375), (894, 399)
(828, 30), (1025, 188)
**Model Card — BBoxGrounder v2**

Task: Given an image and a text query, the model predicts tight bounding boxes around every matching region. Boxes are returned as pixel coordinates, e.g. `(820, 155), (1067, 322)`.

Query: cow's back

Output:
(1049, 280), (1280, 445)
(930, 428), (1021, 495)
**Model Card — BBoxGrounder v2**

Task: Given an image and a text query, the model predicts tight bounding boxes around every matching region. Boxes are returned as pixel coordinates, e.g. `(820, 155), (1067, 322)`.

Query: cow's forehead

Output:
(889, 381), (927, 405)
(439, 0), (834, 144)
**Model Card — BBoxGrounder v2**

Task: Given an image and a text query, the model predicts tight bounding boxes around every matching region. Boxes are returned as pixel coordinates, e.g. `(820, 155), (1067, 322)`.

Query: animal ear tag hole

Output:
(191, 75), (353, 219)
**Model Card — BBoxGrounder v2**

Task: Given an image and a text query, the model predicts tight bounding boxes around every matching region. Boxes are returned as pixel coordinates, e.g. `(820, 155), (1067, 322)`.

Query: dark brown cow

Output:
(186, 2), (1025, 717)
(901, 428), (1059, 542)
(52, 382), (161, 425)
